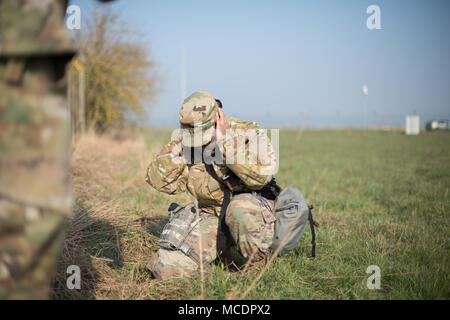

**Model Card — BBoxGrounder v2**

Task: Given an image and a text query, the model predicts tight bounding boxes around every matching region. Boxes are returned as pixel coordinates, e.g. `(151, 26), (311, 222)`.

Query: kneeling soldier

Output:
(145, 91), (278, 280)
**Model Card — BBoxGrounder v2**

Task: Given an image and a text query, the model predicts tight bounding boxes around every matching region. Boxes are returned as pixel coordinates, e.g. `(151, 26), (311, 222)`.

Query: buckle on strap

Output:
(179, 242), (192, 255)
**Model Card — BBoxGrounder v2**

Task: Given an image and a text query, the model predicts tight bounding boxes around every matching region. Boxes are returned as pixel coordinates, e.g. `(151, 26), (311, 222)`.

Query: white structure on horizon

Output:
(405, 115), (420, 135)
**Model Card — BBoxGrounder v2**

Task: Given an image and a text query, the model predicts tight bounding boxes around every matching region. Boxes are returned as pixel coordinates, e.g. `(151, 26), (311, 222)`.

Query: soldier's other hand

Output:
(215, 108), (230, 140)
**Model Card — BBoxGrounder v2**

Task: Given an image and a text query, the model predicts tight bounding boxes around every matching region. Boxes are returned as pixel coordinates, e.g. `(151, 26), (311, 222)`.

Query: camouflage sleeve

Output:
(145, 139), (188, 194)
(218, 127), (276, 190)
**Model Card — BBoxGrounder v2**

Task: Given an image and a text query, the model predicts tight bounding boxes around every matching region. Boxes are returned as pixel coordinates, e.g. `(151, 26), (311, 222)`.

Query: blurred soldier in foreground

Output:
(0, 0), (119, 300)
(145, 91), (279, 279)
(0, 0), (116, 299)
(0, 0), (75, 299)
(0, 0), (115, 300)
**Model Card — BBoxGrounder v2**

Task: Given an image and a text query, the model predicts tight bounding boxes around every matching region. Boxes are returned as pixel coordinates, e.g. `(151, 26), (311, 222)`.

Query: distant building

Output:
(426, 119), (450, 131)
(405, 115), (420, 135)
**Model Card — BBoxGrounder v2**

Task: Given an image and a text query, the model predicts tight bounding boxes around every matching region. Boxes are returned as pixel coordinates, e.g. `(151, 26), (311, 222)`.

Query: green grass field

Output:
(52, 128), (449, 300)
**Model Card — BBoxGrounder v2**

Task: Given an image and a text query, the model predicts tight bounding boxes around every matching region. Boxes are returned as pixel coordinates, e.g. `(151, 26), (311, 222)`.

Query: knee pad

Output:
(158, 203), (211, 271)
(147, 249), (197, 280)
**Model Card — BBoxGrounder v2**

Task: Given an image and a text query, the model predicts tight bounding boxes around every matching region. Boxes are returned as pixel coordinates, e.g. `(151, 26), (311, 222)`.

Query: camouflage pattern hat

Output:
(179, 91), (218, 147)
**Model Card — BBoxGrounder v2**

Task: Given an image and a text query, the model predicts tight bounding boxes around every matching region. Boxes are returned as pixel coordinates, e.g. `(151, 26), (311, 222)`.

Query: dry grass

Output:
(51, 129), (190, 299)
(70, 129), (151, 200)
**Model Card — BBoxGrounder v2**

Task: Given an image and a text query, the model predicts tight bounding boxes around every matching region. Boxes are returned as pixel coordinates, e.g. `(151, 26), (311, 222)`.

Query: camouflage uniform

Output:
(0, 0), (74, 299)
(146, 91), (277, 280)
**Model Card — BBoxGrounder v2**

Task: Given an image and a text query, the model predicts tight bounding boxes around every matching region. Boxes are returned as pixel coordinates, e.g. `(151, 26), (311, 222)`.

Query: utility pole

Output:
(181, 46), (186, 103)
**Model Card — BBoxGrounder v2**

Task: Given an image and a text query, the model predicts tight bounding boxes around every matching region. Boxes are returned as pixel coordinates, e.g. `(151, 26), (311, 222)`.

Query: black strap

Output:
(204, 164), (231, 213)
(204, 164), (233, 249)
(308, 205), (319, 258)
(220, 188), (231, 241)
(204, 163), (224, 183)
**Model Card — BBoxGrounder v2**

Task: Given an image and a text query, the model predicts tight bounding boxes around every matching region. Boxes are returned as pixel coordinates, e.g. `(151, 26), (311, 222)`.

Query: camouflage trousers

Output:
(147, 193), (276, 280)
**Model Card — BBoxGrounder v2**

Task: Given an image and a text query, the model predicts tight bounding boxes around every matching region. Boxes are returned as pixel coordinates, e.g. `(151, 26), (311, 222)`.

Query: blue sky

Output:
(69, 0), (450, 128)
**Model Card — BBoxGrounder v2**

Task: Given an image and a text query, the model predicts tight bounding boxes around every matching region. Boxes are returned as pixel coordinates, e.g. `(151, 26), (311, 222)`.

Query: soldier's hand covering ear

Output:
(215, 108), (230, 140)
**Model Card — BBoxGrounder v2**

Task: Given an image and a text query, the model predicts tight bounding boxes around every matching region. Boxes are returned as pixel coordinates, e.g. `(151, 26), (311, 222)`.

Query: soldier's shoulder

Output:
(227, 117), (261, 130)
(0, 0), (76, 56)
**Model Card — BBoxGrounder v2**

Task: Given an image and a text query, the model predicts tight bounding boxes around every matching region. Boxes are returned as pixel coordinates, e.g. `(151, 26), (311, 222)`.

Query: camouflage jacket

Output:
(146, 117), (276, 215)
